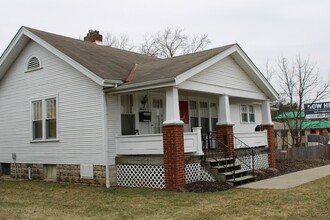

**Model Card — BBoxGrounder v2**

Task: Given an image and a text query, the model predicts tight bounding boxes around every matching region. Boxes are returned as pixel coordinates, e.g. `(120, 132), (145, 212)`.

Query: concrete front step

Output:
(227, 175), (256, 186)
(203, 157), (255, 186)
(205, 157), (234, 163)
(212, 163), (241, 172)
(221, 169), (249, 177)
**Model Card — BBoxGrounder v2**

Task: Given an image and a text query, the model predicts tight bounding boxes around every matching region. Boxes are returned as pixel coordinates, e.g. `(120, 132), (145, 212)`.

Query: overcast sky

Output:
(1, 0), (329, 89)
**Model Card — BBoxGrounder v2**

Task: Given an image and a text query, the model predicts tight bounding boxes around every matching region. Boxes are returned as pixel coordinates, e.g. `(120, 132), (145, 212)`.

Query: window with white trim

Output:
(32, 97), (58, 141)
(189, 100), (199, 129)
(241, 104), (255, 123)
(27, 56), (41, 71)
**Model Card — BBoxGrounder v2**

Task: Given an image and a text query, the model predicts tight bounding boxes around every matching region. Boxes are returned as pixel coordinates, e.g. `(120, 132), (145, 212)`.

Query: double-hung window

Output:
(241, 104), (255, 123)
(32, 96), (58, 141)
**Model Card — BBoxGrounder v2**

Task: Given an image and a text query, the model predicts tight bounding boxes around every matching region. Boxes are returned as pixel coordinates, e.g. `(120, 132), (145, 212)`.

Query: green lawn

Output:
(0, 177), (329, 220)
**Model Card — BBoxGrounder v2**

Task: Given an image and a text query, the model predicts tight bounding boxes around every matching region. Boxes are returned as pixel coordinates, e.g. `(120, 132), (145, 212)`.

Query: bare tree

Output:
(183, 34), (211, 55)
(140, 35), (161, 57)
(261, 59), (276, 82)
(277, 56), (330, 147)
(103, 32), (135, 51)
(140, 27), (211, 58)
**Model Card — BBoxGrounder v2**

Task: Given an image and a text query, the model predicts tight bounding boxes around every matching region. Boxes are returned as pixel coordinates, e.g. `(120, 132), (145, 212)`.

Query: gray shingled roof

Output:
(130, 45), (234, 84)
(26, 27), (234, 84)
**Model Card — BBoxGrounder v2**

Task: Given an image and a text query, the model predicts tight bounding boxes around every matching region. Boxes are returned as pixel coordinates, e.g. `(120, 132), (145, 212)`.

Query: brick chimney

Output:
(84, 30), (103, 43)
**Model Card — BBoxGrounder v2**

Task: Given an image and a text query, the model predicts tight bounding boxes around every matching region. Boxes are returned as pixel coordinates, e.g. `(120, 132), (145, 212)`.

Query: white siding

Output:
(180, 56), (267, 100)
(0, 41), (104, 165)
(230, 103), (262, 133)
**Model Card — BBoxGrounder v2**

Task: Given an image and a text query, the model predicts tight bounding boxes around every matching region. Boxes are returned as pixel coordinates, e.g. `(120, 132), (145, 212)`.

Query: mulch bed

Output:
(185, 181), (233, 192)
(186, 159), (330, 193)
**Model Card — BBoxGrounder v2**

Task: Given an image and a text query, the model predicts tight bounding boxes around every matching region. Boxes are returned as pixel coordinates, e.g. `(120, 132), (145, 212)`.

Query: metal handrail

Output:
(202, 134), (256, 182)
(202, 132), (236, 180)
(234, 136), (255, 175)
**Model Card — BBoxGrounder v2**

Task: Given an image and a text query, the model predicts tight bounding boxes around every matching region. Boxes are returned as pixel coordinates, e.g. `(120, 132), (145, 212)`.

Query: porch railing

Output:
(234, 131), (268, 148)
(116, 127), (203, 155)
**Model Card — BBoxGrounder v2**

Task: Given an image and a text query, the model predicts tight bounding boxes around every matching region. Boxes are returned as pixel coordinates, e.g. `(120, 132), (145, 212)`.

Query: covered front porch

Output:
(114, 87), (272, 156)
(107, 86), (275, 189)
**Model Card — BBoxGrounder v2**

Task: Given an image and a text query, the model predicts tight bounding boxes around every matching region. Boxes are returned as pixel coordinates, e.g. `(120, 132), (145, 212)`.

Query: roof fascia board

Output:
(105, 78), (175, 94)
(0, 27), (29, 80)
(175, 46), (237, 85)
(23, 28), (105, 86)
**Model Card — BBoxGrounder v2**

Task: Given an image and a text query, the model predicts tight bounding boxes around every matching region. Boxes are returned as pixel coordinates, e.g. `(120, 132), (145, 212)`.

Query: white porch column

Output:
(217, 94), (234, 125)
(163, 87), (183, 124)
(261, 100), (273, 125)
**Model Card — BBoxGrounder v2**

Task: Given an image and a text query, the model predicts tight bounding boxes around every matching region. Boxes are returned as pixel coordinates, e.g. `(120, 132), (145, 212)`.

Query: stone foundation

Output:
(1, 163), (117, 186)
(10, 163), (44, 180)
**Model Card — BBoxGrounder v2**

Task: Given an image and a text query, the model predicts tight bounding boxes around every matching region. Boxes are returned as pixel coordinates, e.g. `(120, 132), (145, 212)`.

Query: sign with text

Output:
(304, 102), (330, 119)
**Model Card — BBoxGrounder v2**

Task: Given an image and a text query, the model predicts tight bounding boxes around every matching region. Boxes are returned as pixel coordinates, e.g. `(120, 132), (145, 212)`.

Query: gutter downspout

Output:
(103, 90), (110, 188)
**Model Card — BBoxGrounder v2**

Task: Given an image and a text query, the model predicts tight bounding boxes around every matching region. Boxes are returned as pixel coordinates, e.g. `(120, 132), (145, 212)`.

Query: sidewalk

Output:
(238, 164), (330, 189)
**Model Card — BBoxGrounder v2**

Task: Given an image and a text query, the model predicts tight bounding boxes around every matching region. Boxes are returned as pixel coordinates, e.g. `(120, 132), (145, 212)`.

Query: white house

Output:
(0, 27), (278, 189)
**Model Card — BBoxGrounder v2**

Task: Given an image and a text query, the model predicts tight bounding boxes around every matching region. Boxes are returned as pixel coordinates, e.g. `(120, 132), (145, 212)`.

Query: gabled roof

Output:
(25, 27), (159, 81)
(0, 27), (158, 86)
(128, 45), (233, 85)
(0, 26), (278, 100)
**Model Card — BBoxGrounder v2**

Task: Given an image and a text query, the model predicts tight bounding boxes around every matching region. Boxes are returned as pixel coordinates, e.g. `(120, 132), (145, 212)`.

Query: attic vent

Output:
(27, 56), (41, 71)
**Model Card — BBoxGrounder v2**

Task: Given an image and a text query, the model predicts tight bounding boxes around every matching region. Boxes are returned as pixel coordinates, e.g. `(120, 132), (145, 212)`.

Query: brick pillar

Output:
(216, 124), (234, 158)
(163, 123), (185, 190)
(261, 125), (276, 168)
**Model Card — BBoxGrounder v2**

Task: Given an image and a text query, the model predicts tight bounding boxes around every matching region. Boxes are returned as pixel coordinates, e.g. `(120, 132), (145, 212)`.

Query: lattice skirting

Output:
(185, 163), (216, 184)
(117, 163), (215, 189)
(237, 151), (269, 170)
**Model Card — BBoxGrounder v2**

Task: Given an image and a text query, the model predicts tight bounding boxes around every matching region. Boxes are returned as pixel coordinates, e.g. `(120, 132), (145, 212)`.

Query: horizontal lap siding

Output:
(189, 56), (262, 94)
(0, 41), (104, 164)
(186, 56), (264, 133)
(231, 103), (262, 133)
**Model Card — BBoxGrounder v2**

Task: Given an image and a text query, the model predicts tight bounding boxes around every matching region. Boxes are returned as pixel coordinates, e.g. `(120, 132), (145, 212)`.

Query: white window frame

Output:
(240, 104), (255, 123)
(30, 95), (59, 142)
(188, 98), (199, 128)
(188, 97), (218, 132)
